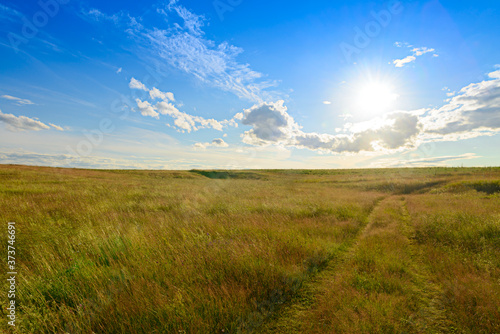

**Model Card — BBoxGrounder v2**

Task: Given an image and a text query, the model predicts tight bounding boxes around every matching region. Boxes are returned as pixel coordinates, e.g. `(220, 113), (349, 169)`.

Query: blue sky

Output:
(0, 0), (499, 169)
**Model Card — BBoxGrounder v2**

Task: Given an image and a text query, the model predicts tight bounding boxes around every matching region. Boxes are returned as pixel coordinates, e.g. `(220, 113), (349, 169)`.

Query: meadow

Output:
(0, 165), (499, 333)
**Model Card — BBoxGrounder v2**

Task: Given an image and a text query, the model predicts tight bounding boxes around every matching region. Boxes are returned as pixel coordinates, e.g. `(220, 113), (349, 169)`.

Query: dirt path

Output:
(259, 196), (449, 333)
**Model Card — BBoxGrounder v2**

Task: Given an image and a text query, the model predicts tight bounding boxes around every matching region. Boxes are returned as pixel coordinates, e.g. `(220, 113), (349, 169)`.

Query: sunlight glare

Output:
(356, 82), (399, 114)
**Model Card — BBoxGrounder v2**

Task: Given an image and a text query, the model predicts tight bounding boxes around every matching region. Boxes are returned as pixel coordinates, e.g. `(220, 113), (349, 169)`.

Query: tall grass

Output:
(0, 165), (499, 333)
(0, 166), (379, 333)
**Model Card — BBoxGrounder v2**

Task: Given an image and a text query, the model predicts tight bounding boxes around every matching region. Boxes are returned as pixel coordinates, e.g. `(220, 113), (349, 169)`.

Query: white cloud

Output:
(136, 3), (279, 102)
(489, 70), (500, 79)
(129, 76), (232, 132)
(116, 67), (122, 74)
(194, 138), (229, 149)
(0, 150), (170, 169)
(135, 99), (159, 118)
(1, 95), (35, 106)
(133, 95), (237, 133)
(49, 123), (64, 131)
(412, 47), (435, 56)
(241, 100), (301, 145)
(421, 69), (500, 137)
(149, 87), (175, 101)
(239, 101), (421, 153)
(394, 42), (412, 48)
(0, 3), (22, 22)
(0, 110), (51, 131)
(392, 44), (437, 68)
(193, 142), (207, 149)
(237, 68), (500, 155)
(294, 112), (421, 153)
(393, 55), (416, 68)
(211, 138), (229, 147)
(323, 101), (332, 105)
(167, 0), (204, 36)
(129, 77), (223, 132)
(129, 78), (176, 102)
(371, 153), (479, 168)
(83, 2), (280, 102)
(129, 77), (148, 91)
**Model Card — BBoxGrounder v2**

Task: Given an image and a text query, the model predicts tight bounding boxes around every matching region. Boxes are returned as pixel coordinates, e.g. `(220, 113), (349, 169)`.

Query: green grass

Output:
(0, 165), (499, 333)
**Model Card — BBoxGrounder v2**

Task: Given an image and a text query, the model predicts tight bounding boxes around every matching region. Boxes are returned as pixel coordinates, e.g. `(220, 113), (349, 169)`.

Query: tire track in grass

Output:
(259, 196), (451, 333)
(257, 196), (388, 333)
(399, 200), (452, 333)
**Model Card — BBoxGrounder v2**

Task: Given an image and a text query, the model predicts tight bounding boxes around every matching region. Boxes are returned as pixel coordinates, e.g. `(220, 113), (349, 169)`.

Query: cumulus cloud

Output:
(129, 77), (148, 91)
(211, 138), (229, 147)
(422, 69), (500, 137)
(0, 110), (51, 131)
(323, 101), (332, 105)
(241, 100), (301, 145)
(135, 99), (159, 118)
(149, 87), (175, 101)
(130, 79), (238, 133)
(393, 44), (437, 68)
(1, 95), (35, 106)
(294, 112), (421, 153)
(194, 138), (229, 149)
(129, 78), (175, 101)
(239, 101), (421, 153)
(157, 100), (235, 133)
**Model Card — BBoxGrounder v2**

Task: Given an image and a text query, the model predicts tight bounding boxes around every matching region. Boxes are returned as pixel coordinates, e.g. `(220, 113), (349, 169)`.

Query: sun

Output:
(355, 81), (399, 115)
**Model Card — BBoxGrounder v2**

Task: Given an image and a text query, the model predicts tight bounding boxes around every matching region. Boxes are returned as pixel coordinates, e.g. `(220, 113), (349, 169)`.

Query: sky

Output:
(0, 0), (499, 169)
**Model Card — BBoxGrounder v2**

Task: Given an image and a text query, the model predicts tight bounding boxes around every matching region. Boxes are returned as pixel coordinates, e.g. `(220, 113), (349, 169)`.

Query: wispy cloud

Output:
(0, 110), (52, 131)
(81, 8), (120, 24)
(49, 123), (64, 131)
(393, 44), (437, 68)
(1, 95), (35, 106)
(0, 150), (165, 169)
(371, 153), (479, 168)
(0, 3), (22, 23)
(86, 1), (279, 103)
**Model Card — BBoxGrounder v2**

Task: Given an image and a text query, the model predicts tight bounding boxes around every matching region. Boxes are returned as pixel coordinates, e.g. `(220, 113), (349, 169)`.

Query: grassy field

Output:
(0, 165), (499, 333)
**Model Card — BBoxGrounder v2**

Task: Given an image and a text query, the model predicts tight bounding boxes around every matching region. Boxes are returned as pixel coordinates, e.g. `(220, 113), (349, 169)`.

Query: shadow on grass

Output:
(445, 180), (500, 195)
(366, 181), (447, 195)
(189, 170), (267, 180)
